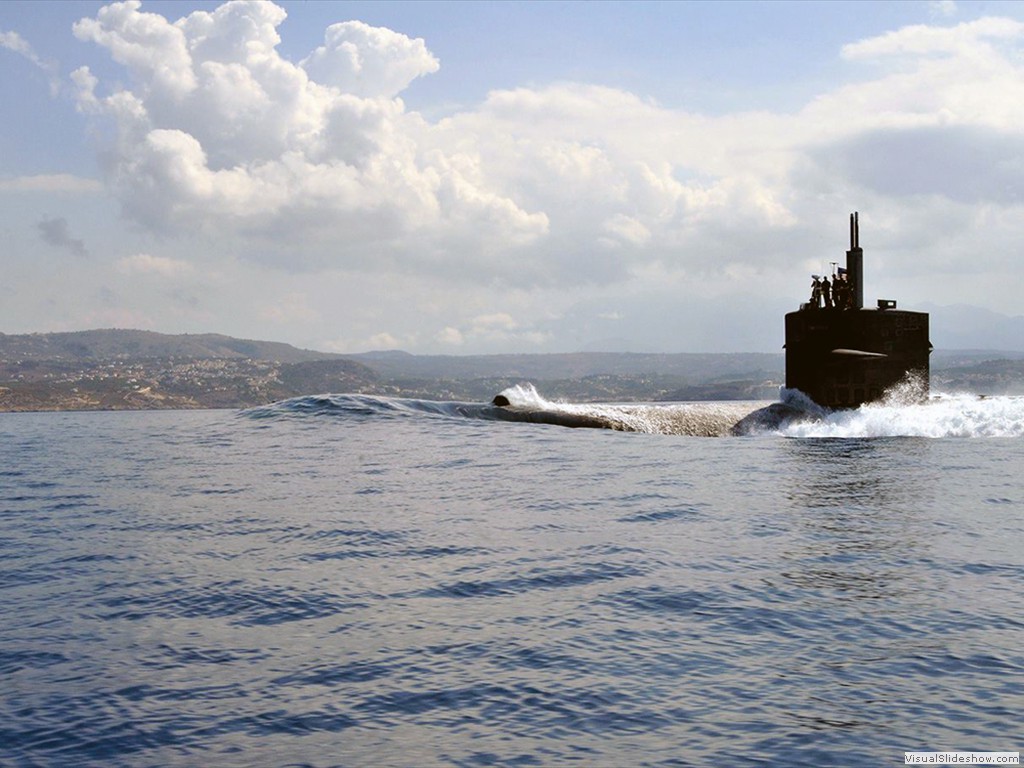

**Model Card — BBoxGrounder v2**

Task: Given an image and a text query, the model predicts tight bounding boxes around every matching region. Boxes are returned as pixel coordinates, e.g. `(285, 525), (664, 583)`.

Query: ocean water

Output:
(1, 390), (1022, 767)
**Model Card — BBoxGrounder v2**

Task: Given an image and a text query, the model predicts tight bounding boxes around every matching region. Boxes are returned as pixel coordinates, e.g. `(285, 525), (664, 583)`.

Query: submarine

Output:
(784, 212), (931, 409)
(488, 211), (931, 434)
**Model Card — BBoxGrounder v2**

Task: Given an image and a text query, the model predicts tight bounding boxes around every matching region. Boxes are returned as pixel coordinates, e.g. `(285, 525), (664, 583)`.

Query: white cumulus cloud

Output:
(54, 1), (1024, 346)
(69, 0), (548, 278)
(300, 20), (440, 98)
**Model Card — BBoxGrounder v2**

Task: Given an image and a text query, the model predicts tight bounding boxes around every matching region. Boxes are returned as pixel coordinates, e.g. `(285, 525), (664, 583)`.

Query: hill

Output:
(350, 350), (783, 380)
(0, 330), (378, 411)
(0, 329), (341, 364)
(3, 328), (1024, 411)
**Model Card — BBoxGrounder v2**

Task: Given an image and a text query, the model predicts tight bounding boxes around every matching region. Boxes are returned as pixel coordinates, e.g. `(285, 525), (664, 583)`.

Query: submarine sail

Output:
(784, 212), (931, 409)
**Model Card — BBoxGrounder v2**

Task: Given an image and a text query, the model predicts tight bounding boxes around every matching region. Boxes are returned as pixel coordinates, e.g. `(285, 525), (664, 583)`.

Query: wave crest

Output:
(241, 386), (1024, 439)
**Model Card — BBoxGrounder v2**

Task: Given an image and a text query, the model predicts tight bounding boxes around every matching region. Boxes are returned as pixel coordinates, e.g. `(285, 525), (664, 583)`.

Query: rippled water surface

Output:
(1, 397), (1022, 767)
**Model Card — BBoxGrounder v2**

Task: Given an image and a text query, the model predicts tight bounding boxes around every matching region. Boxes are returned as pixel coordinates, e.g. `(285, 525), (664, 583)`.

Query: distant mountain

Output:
(5, 326), (1024, 412)
(347, 350), (784, 381)
(0, 330), (382, 411)
(0, 329), (343, 364)
(921, 304), (1024, 353)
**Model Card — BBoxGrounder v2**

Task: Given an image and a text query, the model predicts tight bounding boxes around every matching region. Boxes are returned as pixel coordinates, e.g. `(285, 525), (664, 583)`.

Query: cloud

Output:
(448, 312), (552, 347)
(435, 327), (464, 346)
(37, 216), (88, 257)
(73, 0), (198, 99)
(69, 1), (549, 277)
(0, 29), (33, 56)
(809, 125), (1024, 204)
(0, 28), (60, 95)
(117, 253), (193, 276)
(260, 291), (319, 323)
(841, 16), (1024, 60)
(929, 1), (958, 20)
(58, 2), (1024, 345)
(365, 331), (403, 350)
(300, 20), (440, 98)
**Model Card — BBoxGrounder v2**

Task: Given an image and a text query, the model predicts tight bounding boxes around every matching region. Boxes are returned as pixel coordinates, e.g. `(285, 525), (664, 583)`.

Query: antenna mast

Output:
(846, 211), (863, 309)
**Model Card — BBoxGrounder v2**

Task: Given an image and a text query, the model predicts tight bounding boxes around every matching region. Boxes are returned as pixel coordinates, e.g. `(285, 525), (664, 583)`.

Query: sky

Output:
(2, 0), (1023, 355)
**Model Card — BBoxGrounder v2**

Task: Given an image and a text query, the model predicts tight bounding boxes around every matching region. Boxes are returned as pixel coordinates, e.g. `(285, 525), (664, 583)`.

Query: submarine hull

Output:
(785, 307), (930, 409)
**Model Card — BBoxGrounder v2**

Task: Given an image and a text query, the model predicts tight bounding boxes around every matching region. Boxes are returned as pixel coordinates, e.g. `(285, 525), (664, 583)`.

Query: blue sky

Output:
(3, 0), (1024, 354)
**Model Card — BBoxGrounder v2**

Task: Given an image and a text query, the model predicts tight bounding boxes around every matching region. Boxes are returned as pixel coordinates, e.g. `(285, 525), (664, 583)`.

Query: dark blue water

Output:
(2, 395), (1022, 767)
